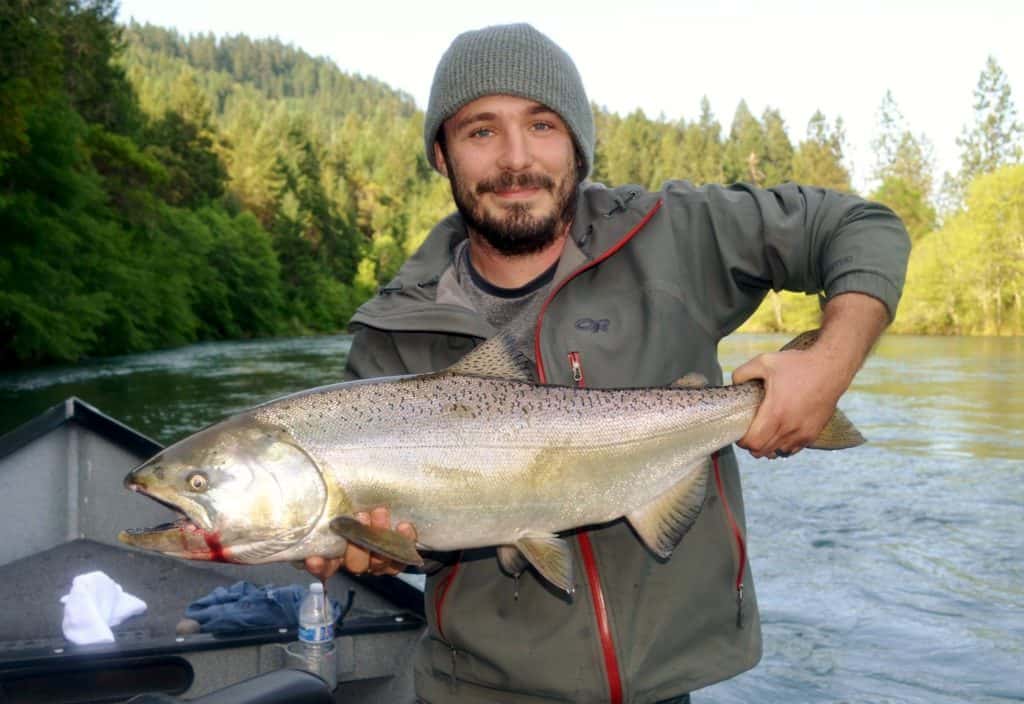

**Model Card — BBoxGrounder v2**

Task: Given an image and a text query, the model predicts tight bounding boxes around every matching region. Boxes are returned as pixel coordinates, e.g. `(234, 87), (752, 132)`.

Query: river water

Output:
(1, 333), (1021, 703)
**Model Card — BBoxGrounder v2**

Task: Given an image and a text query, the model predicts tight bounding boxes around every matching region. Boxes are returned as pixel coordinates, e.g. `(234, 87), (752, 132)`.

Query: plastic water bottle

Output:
(295, 582), (336, 686)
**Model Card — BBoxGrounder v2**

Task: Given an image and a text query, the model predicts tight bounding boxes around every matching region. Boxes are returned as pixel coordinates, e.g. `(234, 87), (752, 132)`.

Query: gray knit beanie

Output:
(424, 23), (594, 179)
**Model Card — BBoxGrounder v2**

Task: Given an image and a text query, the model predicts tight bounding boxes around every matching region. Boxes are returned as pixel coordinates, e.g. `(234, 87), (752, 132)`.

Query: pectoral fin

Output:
(329, 516), (424, 567)
(626, 457), (710, 558)
(515, 533), (574, 594)
(229, 525), (312, 562)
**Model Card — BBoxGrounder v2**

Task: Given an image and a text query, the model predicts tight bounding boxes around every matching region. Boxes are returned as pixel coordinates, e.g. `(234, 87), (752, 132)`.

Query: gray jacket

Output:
(345, 181), (910, 703)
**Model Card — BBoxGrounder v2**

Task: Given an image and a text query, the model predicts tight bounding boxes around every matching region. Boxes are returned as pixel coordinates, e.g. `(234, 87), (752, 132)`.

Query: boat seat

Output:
(125, 668), (332, 704)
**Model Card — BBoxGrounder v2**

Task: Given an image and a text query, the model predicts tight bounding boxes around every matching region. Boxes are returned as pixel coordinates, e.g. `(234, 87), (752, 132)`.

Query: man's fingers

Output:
(396, 521), (417, 541)
(343, 512), (372, 574)
(738, 386), (782, 456)
(306, 509), (417, 579)
(371, 521), (419, 576)
(731, 354), (769, 386)
(370, 507), (389, 528)
(305, 555), (343, 580)
(367, 508), (390, 573)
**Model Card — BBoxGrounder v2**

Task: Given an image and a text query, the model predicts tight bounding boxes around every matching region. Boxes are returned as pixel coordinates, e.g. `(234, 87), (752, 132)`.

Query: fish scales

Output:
(248, 374), (763, 549)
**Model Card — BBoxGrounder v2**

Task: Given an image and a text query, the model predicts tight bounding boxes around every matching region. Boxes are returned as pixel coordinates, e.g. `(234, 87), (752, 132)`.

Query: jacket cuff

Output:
(826, 271), (903, 321)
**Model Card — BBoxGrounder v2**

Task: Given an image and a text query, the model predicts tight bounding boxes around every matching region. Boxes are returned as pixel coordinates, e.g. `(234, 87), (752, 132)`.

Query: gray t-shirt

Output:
(453, 240), (557, 353)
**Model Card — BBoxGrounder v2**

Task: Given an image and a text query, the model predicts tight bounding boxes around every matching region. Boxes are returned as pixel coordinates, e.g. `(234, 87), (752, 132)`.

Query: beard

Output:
(445, 155), (579, 256)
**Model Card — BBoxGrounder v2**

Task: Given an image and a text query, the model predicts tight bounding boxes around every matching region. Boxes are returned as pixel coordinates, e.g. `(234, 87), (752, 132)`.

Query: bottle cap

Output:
(309, 582), (324, 594)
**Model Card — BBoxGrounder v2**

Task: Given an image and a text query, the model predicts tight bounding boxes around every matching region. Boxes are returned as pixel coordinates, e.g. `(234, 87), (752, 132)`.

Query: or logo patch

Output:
(574, 318), (610, 333)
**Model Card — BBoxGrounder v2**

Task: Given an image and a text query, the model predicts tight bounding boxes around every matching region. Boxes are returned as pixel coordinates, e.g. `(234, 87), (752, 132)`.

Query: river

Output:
(1, 333), (1021, 703)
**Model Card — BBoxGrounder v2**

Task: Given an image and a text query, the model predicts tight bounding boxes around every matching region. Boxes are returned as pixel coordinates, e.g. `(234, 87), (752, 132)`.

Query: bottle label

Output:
(299, 624), (334, 643)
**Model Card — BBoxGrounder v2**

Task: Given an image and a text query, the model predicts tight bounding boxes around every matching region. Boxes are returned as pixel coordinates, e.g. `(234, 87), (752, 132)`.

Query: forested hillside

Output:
(2, 1), (1022, 369)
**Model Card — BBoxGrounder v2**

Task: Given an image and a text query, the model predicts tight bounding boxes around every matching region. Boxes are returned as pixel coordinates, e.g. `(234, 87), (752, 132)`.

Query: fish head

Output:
(119, 416), (327, 563)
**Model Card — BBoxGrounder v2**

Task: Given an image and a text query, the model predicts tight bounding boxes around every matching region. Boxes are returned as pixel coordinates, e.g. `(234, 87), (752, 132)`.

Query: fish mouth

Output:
(120, 482), (208, 542)
(120, 516), (194, 537)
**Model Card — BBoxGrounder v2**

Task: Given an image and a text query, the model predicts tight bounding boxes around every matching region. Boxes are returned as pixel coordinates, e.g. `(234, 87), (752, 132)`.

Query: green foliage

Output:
(680, 97), (724, 185)
(760, 108), (794, 187)
(893, 165), (1024, 335)
(723, 101), (767, 185)
(4, 3), (1021, 368)
(0, 2), (381, 367)
(868, 92), (937, 240)
(870, 176), (936, 242)
(791, 111), (851, 191)
(736, 291), (822, 333)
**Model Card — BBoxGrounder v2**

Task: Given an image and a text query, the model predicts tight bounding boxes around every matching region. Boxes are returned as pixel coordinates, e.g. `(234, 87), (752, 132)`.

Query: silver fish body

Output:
(120, 330), (862, 592)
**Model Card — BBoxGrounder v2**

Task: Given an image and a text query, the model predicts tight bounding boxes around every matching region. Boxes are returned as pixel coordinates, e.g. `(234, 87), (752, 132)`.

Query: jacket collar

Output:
(350, 182), (661, 335)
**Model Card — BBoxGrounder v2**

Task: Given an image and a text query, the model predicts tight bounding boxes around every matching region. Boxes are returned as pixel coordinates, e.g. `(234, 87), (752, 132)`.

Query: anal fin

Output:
(497, 545), (529, 577)
(626, 457), (710, 558)
(515, 532), (574, 594)
(672, 372), (709, 389)
(329, 516), (424, 567)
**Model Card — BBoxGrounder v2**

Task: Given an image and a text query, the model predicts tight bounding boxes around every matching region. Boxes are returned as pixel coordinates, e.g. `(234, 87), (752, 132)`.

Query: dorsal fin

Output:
(448, 331), (536, 382)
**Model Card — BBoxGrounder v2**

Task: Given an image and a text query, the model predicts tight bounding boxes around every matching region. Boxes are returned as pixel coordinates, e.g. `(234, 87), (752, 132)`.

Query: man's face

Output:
(435, 94), (579, 256)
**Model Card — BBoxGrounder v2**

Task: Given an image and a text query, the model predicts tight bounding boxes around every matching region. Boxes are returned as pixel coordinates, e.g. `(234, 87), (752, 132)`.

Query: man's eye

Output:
(532, 122), (554, 132)
(470, 128), (494, 138)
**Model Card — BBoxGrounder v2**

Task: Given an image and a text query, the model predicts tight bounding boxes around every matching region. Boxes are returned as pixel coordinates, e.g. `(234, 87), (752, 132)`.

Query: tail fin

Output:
(782, 329), (867, 450)
(809, 407), (866, 449)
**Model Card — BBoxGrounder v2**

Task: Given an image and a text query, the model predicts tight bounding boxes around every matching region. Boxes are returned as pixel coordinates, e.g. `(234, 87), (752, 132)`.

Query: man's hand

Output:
(733, 293), (889, 459)
(305, 507), (417, 580)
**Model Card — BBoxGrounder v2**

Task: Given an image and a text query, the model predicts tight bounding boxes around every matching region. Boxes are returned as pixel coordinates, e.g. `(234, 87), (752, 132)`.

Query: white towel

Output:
(60, 571), (147, 645)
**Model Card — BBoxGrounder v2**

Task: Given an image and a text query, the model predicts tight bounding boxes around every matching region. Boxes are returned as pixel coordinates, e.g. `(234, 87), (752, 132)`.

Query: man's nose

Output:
(496, 129), (532, 171)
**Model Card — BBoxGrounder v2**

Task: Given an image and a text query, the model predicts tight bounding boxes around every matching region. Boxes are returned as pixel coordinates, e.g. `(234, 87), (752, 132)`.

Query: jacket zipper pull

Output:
(568, 351), (585, 387)
(735, 583), (744, 628)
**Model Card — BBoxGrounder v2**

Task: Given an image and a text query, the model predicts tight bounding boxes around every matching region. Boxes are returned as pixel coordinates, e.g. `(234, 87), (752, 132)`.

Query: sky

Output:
(116, 0), (1024, 193)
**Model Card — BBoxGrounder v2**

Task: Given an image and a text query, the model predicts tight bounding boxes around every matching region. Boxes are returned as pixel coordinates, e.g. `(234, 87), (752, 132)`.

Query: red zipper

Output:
(566, 351), (621, 703)
(532, 198), (662, 704)
(711, 453), (747, 627)
(577, 531), (623, 704)
(434, 559), (461, 642)
(568, 351), (585, 387)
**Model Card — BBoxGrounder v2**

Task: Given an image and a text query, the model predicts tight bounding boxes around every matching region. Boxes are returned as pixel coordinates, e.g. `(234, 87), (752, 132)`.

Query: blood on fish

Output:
(202, 531), (232, 563)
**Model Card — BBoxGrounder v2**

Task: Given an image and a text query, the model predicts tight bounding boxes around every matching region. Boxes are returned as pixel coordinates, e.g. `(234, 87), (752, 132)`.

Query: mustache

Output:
(476, 171), (555, 195)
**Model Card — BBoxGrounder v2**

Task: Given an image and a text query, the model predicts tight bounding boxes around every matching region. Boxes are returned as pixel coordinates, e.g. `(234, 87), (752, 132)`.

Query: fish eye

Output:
(187, 472), (209, 492)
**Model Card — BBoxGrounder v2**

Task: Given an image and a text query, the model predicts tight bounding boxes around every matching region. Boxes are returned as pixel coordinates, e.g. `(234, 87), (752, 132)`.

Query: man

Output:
(306, 23), (910, 703)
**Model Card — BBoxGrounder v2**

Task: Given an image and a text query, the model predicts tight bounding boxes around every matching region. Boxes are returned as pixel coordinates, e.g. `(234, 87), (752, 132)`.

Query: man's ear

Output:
(433, 141), (449, 177)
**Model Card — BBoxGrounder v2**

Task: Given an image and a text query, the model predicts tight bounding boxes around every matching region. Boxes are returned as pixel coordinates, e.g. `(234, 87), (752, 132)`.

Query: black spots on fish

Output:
(152, 464), (166, 480)
(445, 402), (478, 419)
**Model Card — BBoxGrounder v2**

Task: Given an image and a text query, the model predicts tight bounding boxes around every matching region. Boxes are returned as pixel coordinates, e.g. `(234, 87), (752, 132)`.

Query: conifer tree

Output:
(680, 97), (724, 185)
(723, 100), (766, 184)
(791, 111), (851, 191)
(761, 107), (794, 186)
(956, 56), (1023, 186)
(869, 90), (936, 239)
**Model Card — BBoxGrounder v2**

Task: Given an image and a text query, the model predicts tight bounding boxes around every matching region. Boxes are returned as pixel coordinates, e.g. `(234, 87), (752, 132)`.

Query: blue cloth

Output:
(186, 582), (345, 634)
